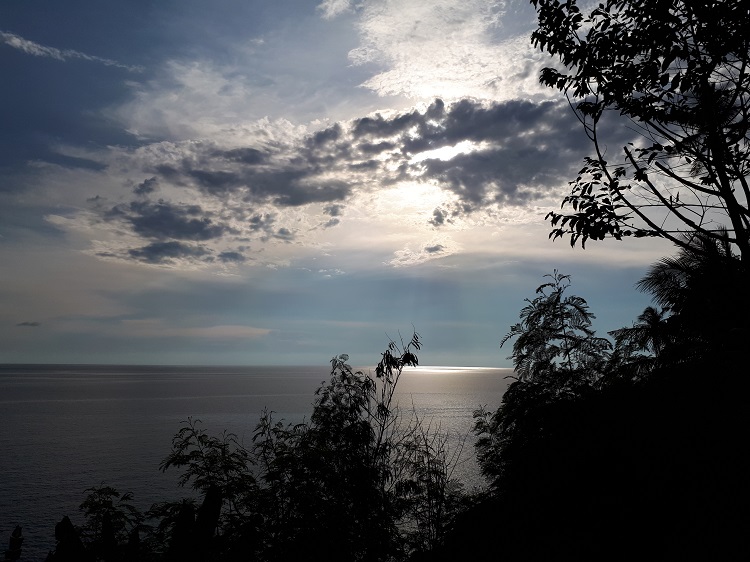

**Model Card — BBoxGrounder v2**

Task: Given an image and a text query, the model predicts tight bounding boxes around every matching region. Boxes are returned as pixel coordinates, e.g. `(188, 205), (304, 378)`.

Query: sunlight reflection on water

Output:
(0, 364), (511, 559)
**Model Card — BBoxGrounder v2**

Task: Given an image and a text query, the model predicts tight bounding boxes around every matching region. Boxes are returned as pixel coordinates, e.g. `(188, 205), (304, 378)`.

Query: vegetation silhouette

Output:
(37, 235), (747, 560)
(3, 526), (23, 561)
(437, 240), (747, 560)
(42, 333), (473, 562)
(533, 0), (750, 257)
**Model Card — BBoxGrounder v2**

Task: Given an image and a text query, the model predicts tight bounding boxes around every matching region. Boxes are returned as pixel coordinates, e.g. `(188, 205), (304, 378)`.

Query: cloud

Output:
(62, 97), (600, 269)
(324, 204), (344, 217)
(217, 147), (266, 165)
(133, 177), (158, 196)
(341, 0), (551, 101)
(119, 319), (272, 340)
(126, 241), (212, 265)
(109, 200), (233, 241)
(317, 0), (355, 20)
(0, 31), (143, 72)
(318, 268), (345, 277)
(429, 207), (450, 227)
(218, 251), (247, 263)
(345, 97), (590, 212)
(16, 321), (41, 327)
(389, 238), (458, 267)
(272, 227), (295, 242)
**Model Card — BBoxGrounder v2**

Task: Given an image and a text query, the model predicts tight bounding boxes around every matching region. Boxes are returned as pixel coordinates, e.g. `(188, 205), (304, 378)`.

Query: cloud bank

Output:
(51, 97), (593, 269)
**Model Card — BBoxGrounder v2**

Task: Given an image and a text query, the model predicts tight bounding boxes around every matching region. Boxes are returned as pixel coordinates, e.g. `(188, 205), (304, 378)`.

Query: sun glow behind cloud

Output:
(410, 140), (489, 164)
(0, 0), (675, 365)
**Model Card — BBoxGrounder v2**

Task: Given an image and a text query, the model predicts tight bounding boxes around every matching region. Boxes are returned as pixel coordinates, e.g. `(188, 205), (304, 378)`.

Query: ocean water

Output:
(0, 364), (510, 560)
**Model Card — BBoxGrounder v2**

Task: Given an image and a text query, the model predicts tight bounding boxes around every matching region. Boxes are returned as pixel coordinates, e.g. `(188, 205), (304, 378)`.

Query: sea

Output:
(0, 364), (511, 560)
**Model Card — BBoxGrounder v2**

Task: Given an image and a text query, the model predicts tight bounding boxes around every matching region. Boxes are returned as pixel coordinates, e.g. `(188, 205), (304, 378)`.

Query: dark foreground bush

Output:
(42, 334), (470, 562)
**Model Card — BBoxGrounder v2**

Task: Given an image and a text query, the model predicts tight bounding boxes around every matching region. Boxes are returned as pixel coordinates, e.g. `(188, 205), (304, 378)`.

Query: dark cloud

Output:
(415, 146), (548, 207)
(92, 97), (606, 266)
(424, 244), (445, 254)
(268, 178), (350, 207)
(349, 98), (596, 214)
(188, 169), (243, 195)
(348, 160), (379, 171)
(218, 251), (247, 263)
(357, 141), (396, 155)
(128, 241), (211, 264)
(229, 212), (295, 242)
(323, 204), (343, 217)
(119, 200), (232, 241)
(134, 177), (158, 196)
(308, 123), (342, 147)
(16, 321), (41, 327)
(153, 164), (182, 181)
(377, 98), (577, 157)
(272, 227), (295, 242)
(428, 208), (449, 227)
(157, 154), (353, 206)
(247, 213), (277, 233)
(216, 147), (265, 165)
(352, 99), (445, 139)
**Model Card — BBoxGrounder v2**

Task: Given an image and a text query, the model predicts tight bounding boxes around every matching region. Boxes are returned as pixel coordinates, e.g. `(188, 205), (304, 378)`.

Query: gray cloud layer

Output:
(88, 98), (598, 266)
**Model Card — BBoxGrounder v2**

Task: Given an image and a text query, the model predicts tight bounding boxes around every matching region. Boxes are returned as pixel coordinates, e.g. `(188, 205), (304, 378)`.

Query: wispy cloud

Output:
(16, 321), (41, 327)
(389, 240), (457, 267)
(0, 31), (143, 72)
(118, 320), (272, 340)
(317, 0), (354, 20)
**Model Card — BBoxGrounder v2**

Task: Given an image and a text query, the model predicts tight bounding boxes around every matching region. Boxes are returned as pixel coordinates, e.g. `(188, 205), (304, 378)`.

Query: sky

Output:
(0, 0), (676, 366)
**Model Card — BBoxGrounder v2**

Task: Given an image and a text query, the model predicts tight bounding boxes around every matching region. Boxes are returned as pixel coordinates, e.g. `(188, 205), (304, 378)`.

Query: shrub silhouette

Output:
(43, 333), (469, 562)
(440, 259), (748, 560)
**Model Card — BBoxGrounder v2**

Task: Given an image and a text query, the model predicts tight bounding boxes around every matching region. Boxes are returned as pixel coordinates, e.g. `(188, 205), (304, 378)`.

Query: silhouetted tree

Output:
(475, 272), (611, 492)
(249, 334), (425, 562)
(158, 419), (257, 561)
(449, 265), (749, 560)
(608, 305), (670, 376)
(141, 499), (196, 561)
(79, 485), (142, 562)
(47, 516), (91, 562)
(500, 270), (611, 387)
(43, 334), (469, 562)
(392, 415), (466, 556)
(532, 0), (750, 258)
(3, 526), (23, 562)
(609, 230), (749, 373)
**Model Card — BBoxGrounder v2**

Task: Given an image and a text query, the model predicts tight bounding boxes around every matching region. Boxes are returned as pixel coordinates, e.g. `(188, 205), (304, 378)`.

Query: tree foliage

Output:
(45, 333), (468, 562)
(78, 485), (142, 561)
(612, 229), (749, 369)
(464, 261), (748, 559)
(476, 272), (611, 490)
(532, 0), (750, 258)
(500, 270), (611, 385)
